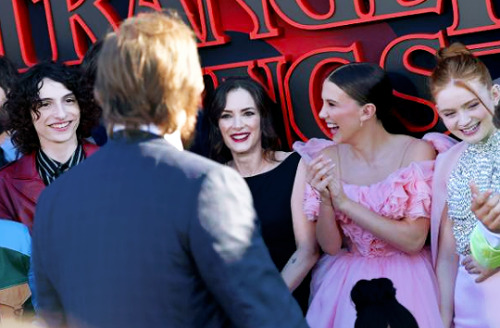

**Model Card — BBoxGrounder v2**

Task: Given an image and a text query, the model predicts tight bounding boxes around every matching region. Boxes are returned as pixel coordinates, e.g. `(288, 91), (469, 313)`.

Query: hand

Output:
(305, 155), (347, 209)
(305, 155), (335, 203)
(470, 182), (500, 233)
(462, 255), (500, 283)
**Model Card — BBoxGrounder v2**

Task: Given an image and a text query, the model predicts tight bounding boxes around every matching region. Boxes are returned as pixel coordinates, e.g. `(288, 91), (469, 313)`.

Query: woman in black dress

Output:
(206, 77), (315, 313)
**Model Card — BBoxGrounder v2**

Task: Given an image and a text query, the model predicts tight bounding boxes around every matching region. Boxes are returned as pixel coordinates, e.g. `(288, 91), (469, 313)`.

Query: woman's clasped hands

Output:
(305, 154), (347, 209)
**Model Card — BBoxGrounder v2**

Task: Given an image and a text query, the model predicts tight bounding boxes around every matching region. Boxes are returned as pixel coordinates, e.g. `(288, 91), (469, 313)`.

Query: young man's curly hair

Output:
(3, 62), (101, 154)
(0, 56), (19, 93)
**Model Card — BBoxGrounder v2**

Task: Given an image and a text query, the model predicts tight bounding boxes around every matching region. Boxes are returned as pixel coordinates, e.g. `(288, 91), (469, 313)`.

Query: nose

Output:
(233, 114), (243, 129)
(53, 101), (67, 119)
(318, 104), (327, 119)
(457, 110), (471, 127)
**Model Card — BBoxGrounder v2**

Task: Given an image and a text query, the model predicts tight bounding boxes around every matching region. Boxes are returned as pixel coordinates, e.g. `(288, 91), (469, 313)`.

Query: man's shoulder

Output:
(175, 150), (227, 173)
(82, 141), (99, 156)
(0, 153), (36, 180)
(139, 139), (231, 177)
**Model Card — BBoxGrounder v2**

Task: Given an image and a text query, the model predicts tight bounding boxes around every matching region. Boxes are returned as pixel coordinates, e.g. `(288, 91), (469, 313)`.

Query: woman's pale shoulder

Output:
(319, 143), (339, 157)
(274, 150), (292, 162)
(398, 135), (436, 163)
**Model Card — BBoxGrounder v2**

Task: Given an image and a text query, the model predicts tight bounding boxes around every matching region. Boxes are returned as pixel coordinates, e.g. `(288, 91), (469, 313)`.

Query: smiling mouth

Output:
(230, 133), (250, 142)
(326, 122), (339, 134)
(49, 121), (71, 129)
(460, 122), (480, 136)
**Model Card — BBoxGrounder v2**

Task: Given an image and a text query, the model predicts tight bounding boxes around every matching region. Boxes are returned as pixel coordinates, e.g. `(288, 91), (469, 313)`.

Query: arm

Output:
(436, 206), (458, 328)
(190, 168), (307, 328)
(316, 201), (341, 255)
(325, 140), (434, 254)
(0, 177), (14, 221)
(281, 160), (321, 291)
(336, 200), (429, 254)
(32, 190), (66, 327)
(302, 154), (342, 255)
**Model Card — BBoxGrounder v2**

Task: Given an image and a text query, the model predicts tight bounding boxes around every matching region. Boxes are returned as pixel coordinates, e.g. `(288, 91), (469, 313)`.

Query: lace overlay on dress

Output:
(447, 130), (500, 256)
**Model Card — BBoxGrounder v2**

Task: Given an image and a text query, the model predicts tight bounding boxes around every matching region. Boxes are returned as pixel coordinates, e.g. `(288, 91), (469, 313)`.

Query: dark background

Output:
(3, 0), (499, 149)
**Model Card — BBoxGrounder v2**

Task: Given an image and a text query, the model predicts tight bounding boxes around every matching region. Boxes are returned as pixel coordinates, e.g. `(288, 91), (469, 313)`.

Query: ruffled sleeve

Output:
(292, 138), (336, 221)
(337, 160), (434, 224)
(293, 138), (336, 164)
(402, 161), (434, 219)
(422, 132), (458, 154)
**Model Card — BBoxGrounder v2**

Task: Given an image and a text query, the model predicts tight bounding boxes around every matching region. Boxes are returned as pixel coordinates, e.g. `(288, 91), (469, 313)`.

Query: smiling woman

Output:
(206, 77), (311, 313)
(217, 88), (263, 162)
(0, 62), (100, 231)
(430, 43), (500, 328)
(297, 62), (442, 328)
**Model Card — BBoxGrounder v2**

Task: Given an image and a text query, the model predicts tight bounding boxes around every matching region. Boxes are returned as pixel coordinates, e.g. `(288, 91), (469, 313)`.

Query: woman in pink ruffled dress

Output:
(293, 63), (443, 327)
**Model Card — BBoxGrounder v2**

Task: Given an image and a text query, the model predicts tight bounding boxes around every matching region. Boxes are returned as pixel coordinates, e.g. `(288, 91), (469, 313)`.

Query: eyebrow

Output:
(222, 107), (254, 112)
(438, 98), (478, 113)
(39, 92), (75, 101)
(324, 98), (338, 104)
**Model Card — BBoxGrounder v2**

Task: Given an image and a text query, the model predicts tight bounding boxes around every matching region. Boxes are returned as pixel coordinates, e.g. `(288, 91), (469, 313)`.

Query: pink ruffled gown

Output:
(294, 138), (443, 328)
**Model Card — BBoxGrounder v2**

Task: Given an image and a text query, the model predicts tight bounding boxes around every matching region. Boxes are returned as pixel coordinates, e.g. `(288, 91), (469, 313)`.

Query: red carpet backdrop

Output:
(1, 0), (499, 146)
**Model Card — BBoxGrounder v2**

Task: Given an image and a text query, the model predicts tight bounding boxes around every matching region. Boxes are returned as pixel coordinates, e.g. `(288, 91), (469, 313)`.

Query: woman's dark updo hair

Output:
(326, 62), (397, 133)
(3, 61), (101, 154)
(351, 278), (419, 328)
(207, 77), (281, 163)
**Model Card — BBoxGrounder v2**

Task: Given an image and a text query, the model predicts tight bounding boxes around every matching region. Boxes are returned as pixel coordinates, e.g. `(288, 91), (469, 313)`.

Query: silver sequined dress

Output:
(447, 130), (500, 255)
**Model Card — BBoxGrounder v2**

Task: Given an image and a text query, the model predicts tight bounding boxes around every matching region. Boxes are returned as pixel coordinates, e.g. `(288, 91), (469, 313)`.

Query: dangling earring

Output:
(359, 119), (363, 128)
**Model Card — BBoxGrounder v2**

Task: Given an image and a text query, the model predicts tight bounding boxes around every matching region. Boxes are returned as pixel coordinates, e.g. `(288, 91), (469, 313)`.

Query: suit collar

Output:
(109, 129), (163, 142)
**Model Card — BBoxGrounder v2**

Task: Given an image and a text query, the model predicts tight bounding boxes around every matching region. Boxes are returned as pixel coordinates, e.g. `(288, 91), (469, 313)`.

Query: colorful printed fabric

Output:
(0, 220), (31, 290)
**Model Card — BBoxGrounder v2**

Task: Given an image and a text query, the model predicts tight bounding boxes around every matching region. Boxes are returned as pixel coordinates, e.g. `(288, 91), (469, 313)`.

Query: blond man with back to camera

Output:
(31, 11), (307, 328)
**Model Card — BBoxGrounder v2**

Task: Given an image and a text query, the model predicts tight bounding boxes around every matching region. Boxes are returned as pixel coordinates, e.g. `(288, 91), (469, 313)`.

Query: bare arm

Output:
(436, 206), (458, 327)
(316, 201), (342, 255)
(322, 139), (434, 254)
(281, 159), (320, 291)
(336, 199), (429, 254)
(305, 152), (342, 255)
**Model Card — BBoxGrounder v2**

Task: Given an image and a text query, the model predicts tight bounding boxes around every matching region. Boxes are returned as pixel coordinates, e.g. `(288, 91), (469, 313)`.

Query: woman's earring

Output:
(359, 119), (363, 128)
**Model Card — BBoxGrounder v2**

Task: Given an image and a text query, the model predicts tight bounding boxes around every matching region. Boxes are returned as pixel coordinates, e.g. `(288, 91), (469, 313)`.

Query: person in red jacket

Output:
(0, 62), (101, 232)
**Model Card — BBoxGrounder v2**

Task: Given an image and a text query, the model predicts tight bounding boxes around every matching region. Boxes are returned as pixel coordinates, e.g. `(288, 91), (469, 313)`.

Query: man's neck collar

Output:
(39, 140), (79, 163)
(112, 124), (183, 151)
